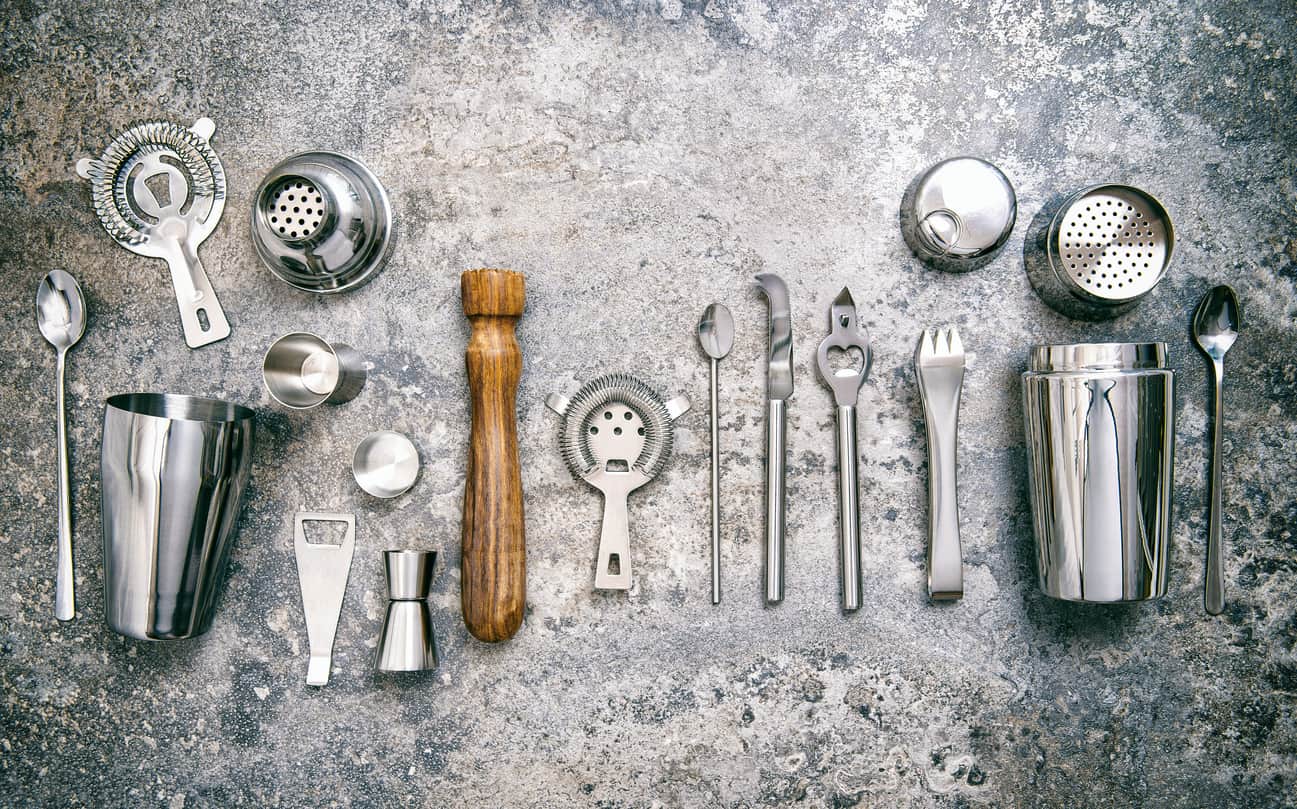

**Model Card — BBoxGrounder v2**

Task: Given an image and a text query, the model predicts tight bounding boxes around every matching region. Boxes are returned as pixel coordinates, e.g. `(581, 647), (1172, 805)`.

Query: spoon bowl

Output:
(37, 270), (87, 352)
(1192, 285), (1240, 361)
(698, 303), (734, 360)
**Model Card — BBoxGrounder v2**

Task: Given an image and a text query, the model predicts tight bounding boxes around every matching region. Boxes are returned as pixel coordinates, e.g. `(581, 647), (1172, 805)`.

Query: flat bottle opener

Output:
(294, 511), (355, 686)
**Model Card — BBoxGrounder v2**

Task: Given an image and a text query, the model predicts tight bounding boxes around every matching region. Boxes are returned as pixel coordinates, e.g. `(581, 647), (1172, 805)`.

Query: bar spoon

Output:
(36, 270), (87, 621)
(698, 303), (734, 604)
(1192, 284), (1240, 616)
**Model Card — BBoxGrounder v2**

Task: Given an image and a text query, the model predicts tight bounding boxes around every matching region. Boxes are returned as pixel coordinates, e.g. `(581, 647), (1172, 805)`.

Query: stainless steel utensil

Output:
(1027, 184), (1174, 320)
(375, 550), (439, 673)
(915, 327), (966, 601)
(101, 393), (255, 639)
(294, 511), (355, 686)
(1192, 285), (1241, 616)
(900, 157), (1016, 272)
(251, 152), (394, 294)
(697, 303), (734, 605)
(755, 273), (793, 604)
(262, 332), (366, 409)
(547, 374), (689, 590)
(1022, 343), (1175, 603)
(814, 289), (870, 611)
(75, 118), (231, 348)
(36, 270), (87, 621)
(353, 431), (420, 498)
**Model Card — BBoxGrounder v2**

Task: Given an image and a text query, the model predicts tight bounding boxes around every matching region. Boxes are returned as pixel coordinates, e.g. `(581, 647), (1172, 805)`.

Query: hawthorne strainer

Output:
(75, 117), (231, 348)
(1028, 184), (1175, 321)
(546, 374), (689, 591)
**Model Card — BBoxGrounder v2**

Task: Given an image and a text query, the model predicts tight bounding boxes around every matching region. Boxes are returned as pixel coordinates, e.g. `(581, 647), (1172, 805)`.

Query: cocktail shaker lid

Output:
(1028, 342), (1167, 373)
(901, 157), (1017, 271)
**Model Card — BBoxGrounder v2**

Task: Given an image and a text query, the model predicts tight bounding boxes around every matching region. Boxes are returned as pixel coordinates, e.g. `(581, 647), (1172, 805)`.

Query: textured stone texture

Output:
(1, 1), (1295, 807)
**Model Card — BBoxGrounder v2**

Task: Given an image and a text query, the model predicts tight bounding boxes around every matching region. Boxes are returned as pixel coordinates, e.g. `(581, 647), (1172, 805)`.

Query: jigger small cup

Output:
(262, 332), (366, 409)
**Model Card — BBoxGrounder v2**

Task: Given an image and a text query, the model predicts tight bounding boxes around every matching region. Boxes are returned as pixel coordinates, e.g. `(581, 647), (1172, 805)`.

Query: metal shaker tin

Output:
(900, 157), (1017, 272)
(1022, 343), (1175, 603)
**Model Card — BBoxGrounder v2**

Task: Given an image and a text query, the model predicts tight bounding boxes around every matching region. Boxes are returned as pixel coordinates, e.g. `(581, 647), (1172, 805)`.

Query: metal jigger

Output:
(374, 550), (439, 672)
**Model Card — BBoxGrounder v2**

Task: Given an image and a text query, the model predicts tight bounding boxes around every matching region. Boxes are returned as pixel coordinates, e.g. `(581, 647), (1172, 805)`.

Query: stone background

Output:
(1, 1), (1294, 807)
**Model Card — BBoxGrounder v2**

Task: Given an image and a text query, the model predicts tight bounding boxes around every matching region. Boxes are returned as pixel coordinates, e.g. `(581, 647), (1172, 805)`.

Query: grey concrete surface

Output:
(1, 1), (1295, 806)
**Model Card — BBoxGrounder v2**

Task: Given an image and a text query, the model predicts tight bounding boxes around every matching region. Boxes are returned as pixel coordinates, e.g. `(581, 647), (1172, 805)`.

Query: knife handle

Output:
(764, 398), (786, 604)
(461, 269), (527, 642)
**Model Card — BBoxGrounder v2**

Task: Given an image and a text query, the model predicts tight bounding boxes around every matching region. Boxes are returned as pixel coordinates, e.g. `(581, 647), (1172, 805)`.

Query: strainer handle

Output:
(594, 488), (633, 590)
(163, 247), (230, 348)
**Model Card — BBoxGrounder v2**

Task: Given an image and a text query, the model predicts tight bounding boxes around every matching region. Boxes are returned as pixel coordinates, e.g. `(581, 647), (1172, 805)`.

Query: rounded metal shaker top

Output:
(383, 549), (436, 600)
(251, 151), (393, 294)
(353, 431), (420, 499)
(901, 157), (1017, 272)
(1027, 342), (1167, 374)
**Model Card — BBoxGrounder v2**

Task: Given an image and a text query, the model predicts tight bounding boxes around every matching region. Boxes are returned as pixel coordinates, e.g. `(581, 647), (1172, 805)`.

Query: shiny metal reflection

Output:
(374, 550), (438, 672)
(900, 157), (1017, 272)
(1022, 343), (1174, 602)
(1027, 184), (1174, 321)
(352, 431), (420, 498)
(101, 393), (256, 639)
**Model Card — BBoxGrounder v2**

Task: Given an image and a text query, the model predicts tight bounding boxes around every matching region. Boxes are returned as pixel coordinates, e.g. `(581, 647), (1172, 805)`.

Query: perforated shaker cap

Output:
(1048, 184), (1174, 303)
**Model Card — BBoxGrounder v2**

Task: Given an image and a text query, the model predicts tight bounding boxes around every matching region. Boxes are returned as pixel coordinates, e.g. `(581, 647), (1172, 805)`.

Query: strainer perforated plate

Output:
(1049, 185), (1173, 303)
(268, 178), (326, 240)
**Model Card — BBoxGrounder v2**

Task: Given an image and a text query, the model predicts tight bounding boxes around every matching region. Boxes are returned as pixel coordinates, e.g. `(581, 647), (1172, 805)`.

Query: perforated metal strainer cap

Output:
(251, 151), (393, 294)
(1034, 184), (1174, 319)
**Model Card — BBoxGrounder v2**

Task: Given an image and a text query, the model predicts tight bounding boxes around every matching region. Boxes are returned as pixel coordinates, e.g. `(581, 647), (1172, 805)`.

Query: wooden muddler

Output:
(460, 268), (526, 642)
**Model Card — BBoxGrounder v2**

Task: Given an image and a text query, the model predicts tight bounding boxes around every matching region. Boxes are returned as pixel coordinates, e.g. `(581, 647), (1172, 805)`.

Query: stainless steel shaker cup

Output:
(1022, 343), (1174, 602)
(101, 393), (256, 639)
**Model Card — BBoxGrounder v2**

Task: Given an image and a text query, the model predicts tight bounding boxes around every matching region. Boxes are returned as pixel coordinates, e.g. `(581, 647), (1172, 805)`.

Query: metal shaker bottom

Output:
(101, 393), (256, 639)
(1022, 344), (1174, 602)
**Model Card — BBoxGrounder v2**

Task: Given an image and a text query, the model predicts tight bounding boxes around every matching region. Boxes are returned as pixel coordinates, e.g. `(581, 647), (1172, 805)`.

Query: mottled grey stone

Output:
(1, 1), (1294, 807)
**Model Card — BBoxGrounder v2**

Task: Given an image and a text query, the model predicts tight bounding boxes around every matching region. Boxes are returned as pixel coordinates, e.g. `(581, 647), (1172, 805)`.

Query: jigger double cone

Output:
(374, 550), (439, 673)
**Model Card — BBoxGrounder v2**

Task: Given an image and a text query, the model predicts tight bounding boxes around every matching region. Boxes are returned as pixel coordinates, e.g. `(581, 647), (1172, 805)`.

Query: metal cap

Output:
(1028, 342), (1167, 373)
(251, 151), (393, 294)
(901, 157), (1017, 272)
(353, 431), (420, 498)
(383, 549), (436, 600)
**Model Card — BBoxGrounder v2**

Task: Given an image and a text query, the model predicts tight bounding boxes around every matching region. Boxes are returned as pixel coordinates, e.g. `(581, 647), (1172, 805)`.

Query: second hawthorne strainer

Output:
(1028, 184), (1175, 321)
(546, 374), (689, 590)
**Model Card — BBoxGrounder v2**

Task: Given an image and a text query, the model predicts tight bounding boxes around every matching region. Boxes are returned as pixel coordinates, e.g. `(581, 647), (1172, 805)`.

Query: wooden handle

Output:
(461, 268), (527, 642)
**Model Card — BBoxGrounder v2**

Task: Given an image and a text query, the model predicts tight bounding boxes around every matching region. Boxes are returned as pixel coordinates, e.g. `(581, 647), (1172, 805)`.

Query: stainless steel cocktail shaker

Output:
(1022, 343), (1174, 602)
(101, 393), (256, 639)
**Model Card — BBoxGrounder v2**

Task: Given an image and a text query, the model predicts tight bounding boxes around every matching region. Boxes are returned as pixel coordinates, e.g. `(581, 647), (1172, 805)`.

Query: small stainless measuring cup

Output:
(262, 332), (366, 408)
